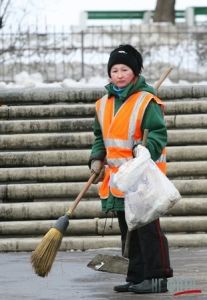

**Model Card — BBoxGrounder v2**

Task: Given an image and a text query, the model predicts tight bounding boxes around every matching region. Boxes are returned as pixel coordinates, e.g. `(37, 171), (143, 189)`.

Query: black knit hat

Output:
(107, 44), (143, 77)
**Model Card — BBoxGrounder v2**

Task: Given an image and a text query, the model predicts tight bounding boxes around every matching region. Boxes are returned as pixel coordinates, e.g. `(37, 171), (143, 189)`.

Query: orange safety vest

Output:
(95, 91), (167, 199)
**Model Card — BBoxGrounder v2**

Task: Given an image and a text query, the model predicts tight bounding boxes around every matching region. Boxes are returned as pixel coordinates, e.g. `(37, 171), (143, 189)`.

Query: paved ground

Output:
(0, 247), (206, 300)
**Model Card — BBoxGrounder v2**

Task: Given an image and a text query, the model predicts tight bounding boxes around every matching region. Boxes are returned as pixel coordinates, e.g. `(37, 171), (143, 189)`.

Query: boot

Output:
(113, 282), (136, 292)
(129, 278), (168, 294)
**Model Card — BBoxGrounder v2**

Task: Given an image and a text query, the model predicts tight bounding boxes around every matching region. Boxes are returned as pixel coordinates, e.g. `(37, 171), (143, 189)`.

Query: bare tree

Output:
(0, 0), (11, 29)
(153, 0), (176, 24)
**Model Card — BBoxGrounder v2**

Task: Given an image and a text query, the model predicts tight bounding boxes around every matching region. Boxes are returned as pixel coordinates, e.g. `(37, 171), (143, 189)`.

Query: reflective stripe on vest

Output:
(96, 91), (166, 199)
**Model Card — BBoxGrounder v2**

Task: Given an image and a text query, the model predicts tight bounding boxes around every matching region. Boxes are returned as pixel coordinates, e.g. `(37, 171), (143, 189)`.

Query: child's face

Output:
(110, 64), (135, 88)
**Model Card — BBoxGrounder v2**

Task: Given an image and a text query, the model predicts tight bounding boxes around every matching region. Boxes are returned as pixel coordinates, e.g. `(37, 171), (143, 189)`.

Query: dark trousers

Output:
(116, 211), (173, 283)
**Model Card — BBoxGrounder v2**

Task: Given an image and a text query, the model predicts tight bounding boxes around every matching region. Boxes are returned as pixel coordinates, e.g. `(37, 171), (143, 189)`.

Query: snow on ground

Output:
(0, 71), (206, 90)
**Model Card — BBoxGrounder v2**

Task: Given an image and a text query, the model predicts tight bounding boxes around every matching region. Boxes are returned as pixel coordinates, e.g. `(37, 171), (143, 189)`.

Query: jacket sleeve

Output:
(141, 100), (167, 161)
(88, 113), (106, 166)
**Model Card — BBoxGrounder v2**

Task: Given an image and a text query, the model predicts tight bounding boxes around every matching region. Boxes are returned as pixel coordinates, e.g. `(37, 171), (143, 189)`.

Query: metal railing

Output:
(0, 23), (206, 83)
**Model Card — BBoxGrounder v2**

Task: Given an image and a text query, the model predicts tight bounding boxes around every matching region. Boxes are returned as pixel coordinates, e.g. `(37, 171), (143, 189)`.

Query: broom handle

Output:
(66, 173), (97, 216)
(153, 67), (173, 89)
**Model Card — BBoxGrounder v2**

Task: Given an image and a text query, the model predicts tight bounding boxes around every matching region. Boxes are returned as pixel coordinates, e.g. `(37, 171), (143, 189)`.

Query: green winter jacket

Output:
(89, 75), (167, 212)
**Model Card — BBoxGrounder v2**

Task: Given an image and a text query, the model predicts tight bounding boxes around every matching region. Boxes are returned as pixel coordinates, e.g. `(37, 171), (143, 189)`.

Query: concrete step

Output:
(0, 198), (207, 221)
(0, 161), (206, 183)
(0, 166), (90, 182)
(0, 87), (105, 105)
(0, 236), (120, 252)
(0, 179), (207, 202)
(0, 146), (206, 167)
(158, 85), (207, 100)
(0, 118), (94, 134)
(0, 104), (95, 119)
(0, 129), (207, 150)
(167, 145), (207, 162)
(0, 86), (207, 106)
(0, 218), (119, 236)
(1, 101), (207, 122)
(0, 179), (206, 202)
(160, 216), (207, 232)
(167, 161), (207, 178)
(165, 114), (207, 129)
(1, 233), (207, 251)
(166, 129), (207, 145)
(0, 132), (93, 150)
(0, 181), (99, 202)
(0, 200), (102, 220)
(0, 149), (90, 167)
(0, 201), (102, 220)
(1, 216), (207, 236)
(173, 179), (207, 195)
(165, 100), (207, 115)
(0, 114), (206, 134)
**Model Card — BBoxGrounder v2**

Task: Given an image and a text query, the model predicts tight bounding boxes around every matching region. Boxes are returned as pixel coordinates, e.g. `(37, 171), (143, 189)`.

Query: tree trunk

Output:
(153, 0), (176, 23)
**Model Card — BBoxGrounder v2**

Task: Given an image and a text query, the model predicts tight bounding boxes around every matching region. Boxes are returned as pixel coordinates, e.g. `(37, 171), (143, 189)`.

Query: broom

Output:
(31, 172), (97, 277)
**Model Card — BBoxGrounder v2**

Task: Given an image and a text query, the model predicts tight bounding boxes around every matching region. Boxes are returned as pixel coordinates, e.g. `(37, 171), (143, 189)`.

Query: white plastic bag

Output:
(112, 145), (151, 193)
(112, 146), (181, 231)
(125, 160), (181, 230)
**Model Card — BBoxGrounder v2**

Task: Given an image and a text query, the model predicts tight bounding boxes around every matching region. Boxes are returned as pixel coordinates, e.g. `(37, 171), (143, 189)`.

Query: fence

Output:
(0, 23), (207, 83)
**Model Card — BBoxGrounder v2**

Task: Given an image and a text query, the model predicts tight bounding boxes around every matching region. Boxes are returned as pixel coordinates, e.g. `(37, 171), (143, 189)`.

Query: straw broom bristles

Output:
(31, 173), (96, 277)
(31, 227), (63, 277)
(31, 214), (69, 277)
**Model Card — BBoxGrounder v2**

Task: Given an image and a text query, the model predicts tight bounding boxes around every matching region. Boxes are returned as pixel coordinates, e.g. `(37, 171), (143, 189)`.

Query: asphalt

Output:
(0, 247), (206, 300)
